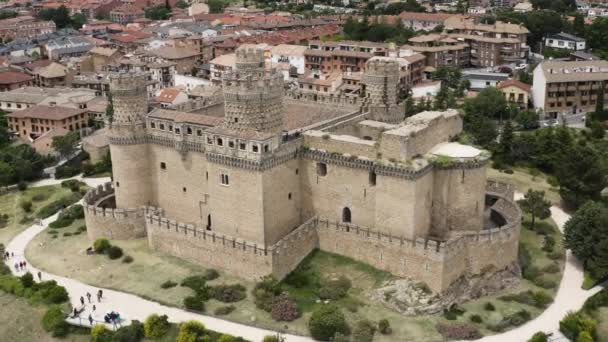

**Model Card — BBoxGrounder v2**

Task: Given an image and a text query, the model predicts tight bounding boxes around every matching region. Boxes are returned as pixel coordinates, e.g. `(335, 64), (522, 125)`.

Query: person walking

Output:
(80, 296), (85, 306)
(86, 292), (91, 303)
(14, 263), (18, 272)
(88, 314), (93, 326)
(23, 261), (26, 269)
(92, 304), (96, 312)
(37, 271), (42, 281)
(97, 289), (103, 301)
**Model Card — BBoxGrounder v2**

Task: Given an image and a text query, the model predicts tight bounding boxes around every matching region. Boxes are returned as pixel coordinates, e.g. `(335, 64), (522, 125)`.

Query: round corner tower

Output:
(363, 58), (402, 124)
(107, 72), (152, 209)
(222, 47), (284, 134)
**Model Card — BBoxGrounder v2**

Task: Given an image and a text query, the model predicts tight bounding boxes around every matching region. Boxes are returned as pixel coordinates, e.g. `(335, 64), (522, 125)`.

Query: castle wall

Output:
(110, 143), (153, 209)
(432, 165), (486, 235)
(304, 132), (377, 159)
(85, 206), (147, 240)
(262, 159), (303, 245)
(373, 173), (422, 240)
(147, 144), (209, 225)
(270, 217), (319, 279)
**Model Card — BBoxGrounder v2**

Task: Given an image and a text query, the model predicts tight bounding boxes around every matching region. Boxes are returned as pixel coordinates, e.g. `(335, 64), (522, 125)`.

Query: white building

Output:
(462, 70), (510, 90)
(544, 33), (586, 51)
(412, 80), (441, 99)
(513, 2), (533, 12)
(270, 44), (307, 80)
(175, 74), (210, 92)
(209, 53), (236, 85)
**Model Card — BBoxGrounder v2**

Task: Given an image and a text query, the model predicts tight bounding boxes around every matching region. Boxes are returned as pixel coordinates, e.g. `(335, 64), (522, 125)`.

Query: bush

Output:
(507, 309), (531, 326)
(533, 277), (557, 289)
(184, 296), (205, 312)
(107, 245), (123, 259)
(36, 193), (82, 219)
(253, 276), (281, 312)
(542, 262), (560, 274)
(94, 238), (111, 253)
(217, 334), (237, 342)
(523, 265), (541, 280)
(583, 288), (608, 312)
(20, 200), (32, 212)
(378, 319), (391, 334)
(144, 314), (170, 339)
(113, 320), (144, 342)
(210, 284), (246, 303)
(204, 269), (219, 281)
(17, 181), (27, 191)
(31, 193), (47, 202)
(176, 320), (206, 342)
(308, 305), (350, 341)
(91, 324), (111, 342)
(20, 272), (34, 288)
(262, 336), (280, 342)
(436, 323), (482, 340)
(38, 281), (69, 304)
(271, 292), (300, 322)
(528, 332), (549, 342)
(443, 303), (466, 320)
(542, 235), (556, 252)
(284, 272), (309, 288)
(49, 218), (73, 228)
(352, 319), (376, 342)
(182, 275), (209, 293)
(42, 306), (69, 337)
(499, 290), (552, 308)
(484, 302), (496, 311)
(548, 249), (564, 260)
(161, 280), (178, 289)
(532, 221), (555, 235)
(63, 232), (72, 237)
(122, 255), (133, 263)
(318, 285), (347, 300)
(470, 314), (483, 323)
(559, 311), (597, 340)
(214, 305), (235, 316)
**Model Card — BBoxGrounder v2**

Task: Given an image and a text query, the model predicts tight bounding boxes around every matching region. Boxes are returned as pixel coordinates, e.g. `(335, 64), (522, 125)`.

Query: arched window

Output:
(207, 214), (212, 231)
(369, 171), (376, 186)
(342, 207), (351, 223)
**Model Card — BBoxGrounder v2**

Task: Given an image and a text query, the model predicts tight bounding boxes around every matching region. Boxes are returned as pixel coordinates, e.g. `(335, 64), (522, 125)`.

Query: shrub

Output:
(217, 334), (237, 342)
(176, 320), (206, 342)
(144, 314), (170, 339)
(184, 296), (205, 312)
(436, 323), (482, 340)
(63, 232), (72, 237)
(583, 288), (608, 312)
(60, 204), (84, 220)
(470, 314), (483, 323)
(352, 319), (376, 342)
(528, 332), (549, 342)
(42, 306), (69, 337)
(17, 181), (27, 191)
(500, 290), (552, 308)
(161, 280), (177, 289)
(36, 193), (82, 219)
(523, 265), (541, 280)
(532, 221), (555, 235)
(39, 281), (69, 304)
(548, 249), (564, 260)
(107, 246), (123, 259)
(318, 285), (347, 300)
(271, 292), (300, 322)
(444, 303), (466, 320)
(122, 255), (133, 263)
(113, 320), (144, 342)
(181, 275), (209, 293)
(210, 284), (246, 303)
(204, 269), (219, 281)
(91, 324), (111, 342)
(32, 193), (47, 202)
(284, 272), (309, 288)
(542, 262), (560, 274)
(20, 200), (32, 212)
(559, 311), (597, 340)
(77, 225), (86, 232)
(507, 309), (531, 326)
(308, 305), (350, 341)
(214, 305), (235, 316)
(49, 217), (73, 228)
(20, 272), (34, 288)
(577, 331), (594, 342)
(253, 276), (281, 312)
(484, 302), (496, 311)
(378, 319), (391, 334)
(542, 235), (556, 252)
(533, 277), (557, 289)
(262, 336), (280, 342)
(93, 238), (111, 253)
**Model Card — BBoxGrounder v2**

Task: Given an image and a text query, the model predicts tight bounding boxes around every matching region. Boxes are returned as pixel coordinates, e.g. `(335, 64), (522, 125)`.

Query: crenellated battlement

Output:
(235, 47), (265, 71)
(108, 72), (148, 97)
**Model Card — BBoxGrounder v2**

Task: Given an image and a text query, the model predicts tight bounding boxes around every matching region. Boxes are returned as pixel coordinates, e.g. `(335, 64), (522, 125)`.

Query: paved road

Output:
(3, 177), (603, 342)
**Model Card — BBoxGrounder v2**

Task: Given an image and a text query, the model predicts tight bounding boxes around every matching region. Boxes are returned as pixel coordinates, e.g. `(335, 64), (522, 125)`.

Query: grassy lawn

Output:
(24, 213), (565, 340)
(0, 292), (89, 342)
(487, 167), (561, 204)
(0, 185), (77, 245)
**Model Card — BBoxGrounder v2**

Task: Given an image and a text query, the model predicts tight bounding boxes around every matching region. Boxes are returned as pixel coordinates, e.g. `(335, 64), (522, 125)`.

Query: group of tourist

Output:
(2, 251), (13, 260)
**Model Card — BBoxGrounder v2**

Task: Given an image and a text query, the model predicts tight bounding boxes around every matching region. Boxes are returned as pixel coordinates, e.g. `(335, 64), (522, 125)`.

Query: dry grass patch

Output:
(487, 167), (560, 204)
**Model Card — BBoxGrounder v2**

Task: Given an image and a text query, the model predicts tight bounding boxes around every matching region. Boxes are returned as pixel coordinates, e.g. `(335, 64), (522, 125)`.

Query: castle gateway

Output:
(84, 47), (521, 293)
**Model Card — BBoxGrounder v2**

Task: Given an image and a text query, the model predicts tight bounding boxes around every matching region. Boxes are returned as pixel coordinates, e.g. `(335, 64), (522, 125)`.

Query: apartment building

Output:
(399, 12), (457, 31)
(402, 33), (470, 68)
(304, 40), (390, 74)
(444, 17), (529, 67)
(6, 104), (90, 139)
(544, 33), (586, 51)
(0, 16), (55, 41)
(532, 60), (608, 117)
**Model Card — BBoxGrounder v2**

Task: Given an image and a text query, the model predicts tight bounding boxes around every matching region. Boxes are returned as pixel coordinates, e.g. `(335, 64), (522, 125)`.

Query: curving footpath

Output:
(2, 177), (604, 342)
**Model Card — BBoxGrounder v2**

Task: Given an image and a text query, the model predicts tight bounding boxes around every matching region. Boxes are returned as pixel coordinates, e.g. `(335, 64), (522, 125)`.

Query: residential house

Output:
(148, 47), (199, 74)
(0, 16), (55, 41)
(209, 53), (236, 85)
(462, 70), (510, 90)
(155, 87), (188, 108)
(544, 33), (586, 51)
(45, 36), (94, 60)
(32, 62), (72, 87)
(399, 12), (457, 31)
(497, 79), (531, 109)
(6, 104), (90, 139)
(270, 44), (307, 80)
(0, 70), (34, 91)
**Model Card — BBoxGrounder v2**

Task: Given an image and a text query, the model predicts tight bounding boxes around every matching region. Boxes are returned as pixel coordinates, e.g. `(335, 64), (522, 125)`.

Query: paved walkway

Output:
(473, 199), (604, 342)
(3, 178), (603, 341)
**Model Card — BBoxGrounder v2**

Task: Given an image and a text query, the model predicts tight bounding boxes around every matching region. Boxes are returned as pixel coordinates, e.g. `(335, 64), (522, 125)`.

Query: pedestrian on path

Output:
(86, 292), (91, 303)
(93, 304), (96, 312)
(97, 289), (103, 302)
(22, 261), (26, 270)
(14, 263), (18, 272)
(88, 314), (93, 326)
(80, 296), (85, 306)
(37, 271), (42, 281)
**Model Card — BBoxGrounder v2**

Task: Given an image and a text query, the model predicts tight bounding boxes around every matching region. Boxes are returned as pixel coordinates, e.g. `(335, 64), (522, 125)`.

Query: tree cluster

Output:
(0, 144), (52, 186)
(37, 6), (86, 29)
(343, 17), (414, 44)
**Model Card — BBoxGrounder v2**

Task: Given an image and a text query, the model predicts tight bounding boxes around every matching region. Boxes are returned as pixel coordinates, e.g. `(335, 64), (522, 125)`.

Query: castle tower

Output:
(107, 72), (152, 209)
(222, 47), (284, 133)
(363, 58), (402, 124)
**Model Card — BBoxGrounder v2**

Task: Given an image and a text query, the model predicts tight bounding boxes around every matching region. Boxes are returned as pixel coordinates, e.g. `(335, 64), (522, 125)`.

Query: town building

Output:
(544, 33), (586, 51)
(109, 4), (144, 25)
(497, 80), (531, 109)
(0, 16), (55, 41)
(399, 12), (457, 31)
(0, 70), (34, 91)
(148, 47), (199, 74)
(83, 47), (521, 294)
(462, 70), (510, 90)
(209, 53), (236, 85)
(532, 60), (608, 117)
(304, 40), (390, 74)
(444, 16), (529, 67)
(45, 36), (94, 60)
(32, 62), (73, 87)
(270, 44), (307, 79)
(155, 87), (188, 108)
(403, 33), (470, 68)
(6, 104), (90, 139)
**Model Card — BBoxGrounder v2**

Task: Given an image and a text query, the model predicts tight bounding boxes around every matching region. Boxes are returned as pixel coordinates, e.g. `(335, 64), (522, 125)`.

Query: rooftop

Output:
(0, 70), (33, 84)
(538, 60), (608, 83)
(7, 105), (87, 120)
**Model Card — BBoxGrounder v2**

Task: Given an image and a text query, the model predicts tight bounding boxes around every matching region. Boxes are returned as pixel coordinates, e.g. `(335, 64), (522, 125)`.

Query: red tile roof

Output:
(497, 80), (531, 92)
(7, 105), (87, 120)
(0, 70), (33, 84)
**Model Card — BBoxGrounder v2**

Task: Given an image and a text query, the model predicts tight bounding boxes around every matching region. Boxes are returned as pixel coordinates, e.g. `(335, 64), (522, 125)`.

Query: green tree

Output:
(432, 66), (462, 89)
(595, 82), (605, 115)
(42, 306), (69, 337)
(404, 96), (416, 117)
(517, 70), (533, 84)
(176, 321), (206, 342)
(564, 201), (608, 278)
(71, 13), (86, 29)
(144, 314), (170, 339)
(515, 110), (539, 130)
(556, 143), (607, 208)
(308, 305), (350, 341)
(528, 332), (549, 342)
(572, 13), (585, 37)
(37, 6), (72, 28)
(495, 120), (514, 164)
(587, 17), (608, 57)
(208, 0), (227, 13)
(145, 5), (171, 20)
(518, 190), (551, 230)
(51, 131), (79, 159)
(176, 0), (189, 9)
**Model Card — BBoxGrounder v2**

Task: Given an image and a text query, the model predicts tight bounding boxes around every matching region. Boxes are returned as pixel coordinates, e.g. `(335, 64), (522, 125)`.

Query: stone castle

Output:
(84, 47), (521, 293)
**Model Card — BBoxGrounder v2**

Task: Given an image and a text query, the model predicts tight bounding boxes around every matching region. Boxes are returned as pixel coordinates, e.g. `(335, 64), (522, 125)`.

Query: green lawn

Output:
(487, 167), (561, 204)
(0, 292), (88, 342)
(0, 185), (77, 245)
(596, 307), (608, 342)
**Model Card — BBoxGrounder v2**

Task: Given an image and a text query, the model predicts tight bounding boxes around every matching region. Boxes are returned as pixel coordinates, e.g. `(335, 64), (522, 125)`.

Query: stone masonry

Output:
(84, 47), (521, 293)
